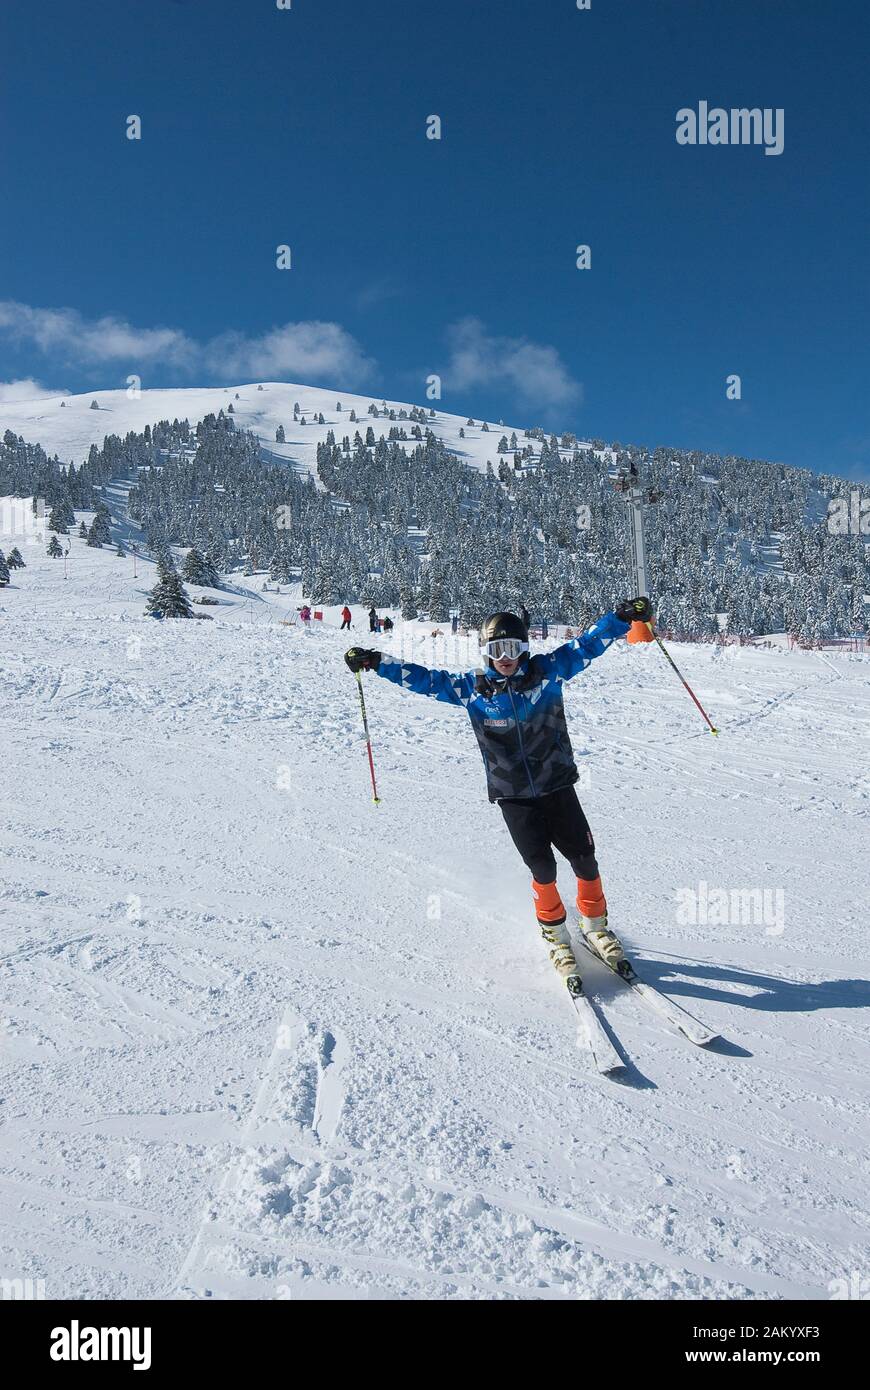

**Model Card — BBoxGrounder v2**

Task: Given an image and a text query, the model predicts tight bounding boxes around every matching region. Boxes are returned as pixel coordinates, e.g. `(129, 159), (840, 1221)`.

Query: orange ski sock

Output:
(576, 875), (607, 920)
(531, 879), (567, 925)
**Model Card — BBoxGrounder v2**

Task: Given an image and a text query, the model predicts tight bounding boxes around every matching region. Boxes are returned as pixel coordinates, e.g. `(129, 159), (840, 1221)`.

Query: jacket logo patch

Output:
(484, 717), (512, 728)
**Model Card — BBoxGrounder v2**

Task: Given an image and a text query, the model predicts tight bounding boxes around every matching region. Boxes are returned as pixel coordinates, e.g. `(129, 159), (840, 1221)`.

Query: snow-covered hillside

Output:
(3, 379), (864, 647)
(0, 382), (539, 482)
(1, 537), (868, 1300)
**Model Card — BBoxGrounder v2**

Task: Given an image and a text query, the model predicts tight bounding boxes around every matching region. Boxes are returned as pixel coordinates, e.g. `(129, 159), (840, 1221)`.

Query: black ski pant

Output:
(498, 784), (599, 884)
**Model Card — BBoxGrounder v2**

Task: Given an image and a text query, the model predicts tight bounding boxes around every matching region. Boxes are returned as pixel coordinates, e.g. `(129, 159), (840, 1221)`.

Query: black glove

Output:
(345, 647), (381, 673)
(615, 596), (653, 624)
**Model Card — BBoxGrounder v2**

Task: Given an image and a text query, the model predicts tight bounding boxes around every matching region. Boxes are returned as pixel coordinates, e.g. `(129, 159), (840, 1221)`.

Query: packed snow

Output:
(1, 522), (867, 1301)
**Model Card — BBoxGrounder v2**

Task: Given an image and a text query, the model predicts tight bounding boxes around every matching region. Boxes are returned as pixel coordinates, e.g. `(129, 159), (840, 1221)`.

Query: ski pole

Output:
(646, 623), (719, 735)
(353, 670), (382, 804)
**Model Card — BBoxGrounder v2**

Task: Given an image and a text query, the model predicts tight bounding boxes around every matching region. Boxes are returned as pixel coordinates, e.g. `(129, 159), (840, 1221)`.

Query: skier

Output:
(340, 604), (352, 631)
(382, 615), (394, 633)
(345, 599), (653, 983)
(368, 606), (378, 633)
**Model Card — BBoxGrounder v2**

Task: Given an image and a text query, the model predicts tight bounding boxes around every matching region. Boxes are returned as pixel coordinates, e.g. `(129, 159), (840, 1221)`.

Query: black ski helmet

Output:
(479, 611), (529, 648)
(478, 611), (525, 669)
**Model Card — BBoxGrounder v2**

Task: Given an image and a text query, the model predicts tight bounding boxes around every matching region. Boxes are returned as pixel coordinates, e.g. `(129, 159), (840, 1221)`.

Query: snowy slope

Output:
(1, 536), (868, 1300)
(0, 382), (539, 483)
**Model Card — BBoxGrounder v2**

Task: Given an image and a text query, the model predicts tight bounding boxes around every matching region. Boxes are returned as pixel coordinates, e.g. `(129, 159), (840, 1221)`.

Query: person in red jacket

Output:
(340, 605), (352, 631)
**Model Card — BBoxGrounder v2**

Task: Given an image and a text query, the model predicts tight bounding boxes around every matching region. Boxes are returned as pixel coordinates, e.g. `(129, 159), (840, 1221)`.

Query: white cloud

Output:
(203, 322), (375, 383)
(443, 317), (582, 410)
(0, 378), (67, 403)
(0, 302), (193, 368)
(0, 301), (376, 386)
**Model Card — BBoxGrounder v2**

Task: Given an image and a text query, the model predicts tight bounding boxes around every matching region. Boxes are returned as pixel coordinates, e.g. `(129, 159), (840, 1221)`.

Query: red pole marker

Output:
(647, 623), (719, 735)
(354, 670), (382, 803)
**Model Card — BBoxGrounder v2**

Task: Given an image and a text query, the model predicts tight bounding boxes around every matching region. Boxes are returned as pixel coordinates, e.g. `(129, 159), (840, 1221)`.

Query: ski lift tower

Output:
(612, 461), (662, 596)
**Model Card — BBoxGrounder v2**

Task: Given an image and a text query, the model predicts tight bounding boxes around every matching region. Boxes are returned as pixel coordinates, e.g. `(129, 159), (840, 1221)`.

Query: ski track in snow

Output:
(0, 534), (868, 1300)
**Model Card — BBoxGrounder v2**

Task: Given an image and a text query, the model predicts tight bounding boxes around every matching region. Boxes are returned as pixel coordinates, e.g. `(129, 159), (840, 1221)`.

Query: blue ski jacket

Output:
(375, 611), (630, 802)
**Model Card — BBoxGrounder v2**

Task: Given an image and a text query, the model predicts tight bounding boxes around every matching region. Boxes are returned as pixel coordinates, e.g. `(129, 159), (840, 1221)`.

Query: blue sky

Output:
(0, 0), (867, 478)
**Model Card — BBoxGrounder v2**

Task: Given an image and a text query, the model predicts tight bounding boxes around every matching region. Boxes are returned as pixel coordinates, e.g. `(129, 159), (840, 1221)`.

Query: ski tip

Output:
(600, 1057), (626, 1075)
(681, 1026), (720, 1047)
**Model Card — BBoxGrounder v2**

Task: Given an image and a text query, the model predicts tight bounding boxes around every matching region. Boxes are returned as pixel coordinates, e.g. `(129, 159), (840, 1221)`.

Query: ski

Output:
(565, 974), (624, 1074)
(575, 934), (719, 1048)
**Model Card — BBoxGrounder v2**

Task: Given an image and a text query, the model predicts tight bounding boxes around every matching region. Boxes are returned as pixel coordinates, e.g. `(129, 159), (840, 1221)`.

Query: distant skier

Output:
(345, 600), (653, 981)
(368, 606), (378, 633)
(382, 616), (394, 633)
(340, 604), (352, 631)
(299, 604), (311, 628)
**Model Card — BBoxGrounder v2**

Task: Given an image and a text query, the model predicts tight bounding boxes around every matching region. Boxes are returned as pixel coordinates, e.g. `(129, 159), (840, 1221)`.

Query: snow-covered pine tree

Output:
(310, 561), (335, 604)
(183, 547), (207, 584)
(146, 566), (193, 619)
(269, 542), (294, 585)
(427, 567), (450, 622)
(154, 547), (177, 581)
(47, 535), (63, 558)
(203, 552), (221, 587)
(91, 508), (112, 544)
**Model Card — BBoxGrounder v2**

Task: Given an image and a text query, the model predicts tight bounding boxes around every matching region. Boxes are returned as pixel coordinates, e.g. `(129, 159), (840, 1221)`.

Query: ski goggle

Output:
(480, 637), (529, 661)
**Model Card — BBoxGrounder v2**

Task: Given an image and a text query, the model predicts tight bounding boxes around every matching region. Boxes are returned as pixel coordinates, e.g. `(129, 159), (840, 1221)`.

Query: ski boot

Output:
(580, 913), (630, 978)
(532, 879), (579, 979)
(576, 874), (629, 977)
(540, 920), (579, 978)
